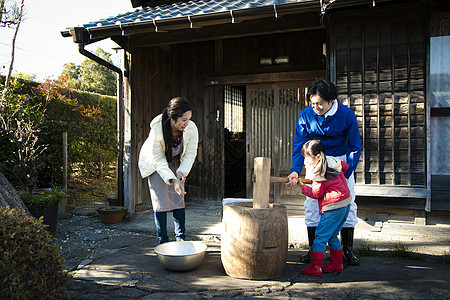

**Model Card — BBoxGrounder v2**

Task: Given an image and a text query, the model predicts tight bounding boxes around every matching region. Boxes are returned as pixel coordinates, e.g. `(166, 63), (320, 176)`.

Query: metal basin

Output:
(154, 241), (207, 272)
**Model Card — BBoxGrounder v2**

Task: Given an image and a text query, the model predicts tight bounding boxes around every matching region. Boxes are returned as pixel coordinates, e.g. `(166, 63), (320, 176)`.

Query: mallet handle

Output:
(251, 175), (311, 184)
(269, 176), (311, 184)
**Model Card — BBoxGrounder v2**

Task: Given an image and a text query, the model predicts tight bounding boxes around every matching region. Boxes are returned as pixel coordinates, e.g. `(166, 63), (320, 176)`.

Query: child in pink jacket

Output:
(296, 140), (351, 276)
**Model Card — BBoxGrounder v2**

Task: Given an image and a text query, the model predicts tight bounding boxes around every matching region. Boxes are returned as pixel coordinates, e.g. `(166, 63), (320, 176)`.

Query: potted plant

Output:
(96, 205), (127, 224)
(20, 188), (66, 235)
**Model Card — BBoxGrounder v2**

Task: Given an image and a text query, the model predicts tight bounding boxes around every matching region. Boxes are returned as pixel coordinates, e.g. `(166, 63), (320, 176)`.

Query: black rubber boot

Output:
(340, 227), (360, 265)
(300, 227), (316, 263)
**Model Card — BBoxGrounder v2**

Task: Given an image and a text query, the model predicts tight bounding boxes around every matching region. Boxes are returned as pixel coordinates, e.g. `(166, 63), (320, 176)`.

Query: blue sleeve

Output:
(344, 110), (361, 178)
(290, 113), (309, 174)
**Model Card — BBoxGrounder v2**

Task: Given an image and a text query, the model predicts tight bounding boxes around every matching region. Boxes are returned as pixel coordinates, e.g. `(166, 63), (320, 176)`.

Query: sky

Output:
(0, 0), (135, 81)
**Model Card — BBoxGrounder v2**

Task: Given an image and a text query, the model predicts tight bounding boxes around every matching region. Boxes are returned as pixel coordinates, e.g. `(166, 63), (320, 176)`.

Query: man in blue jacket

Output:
(288, 79), (361, 265)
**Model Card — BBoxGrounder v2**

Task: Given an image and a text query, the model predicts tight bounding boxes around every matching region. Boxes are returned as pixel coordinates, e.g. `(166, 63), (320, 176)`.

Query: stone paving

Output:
(56, 203), (450, 299)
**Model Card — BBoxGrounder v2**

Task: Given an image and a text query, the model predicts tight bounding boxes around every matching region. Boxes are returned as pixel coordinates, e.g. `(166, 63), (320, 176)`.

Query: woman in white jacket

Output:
(138, 97), (198, 244)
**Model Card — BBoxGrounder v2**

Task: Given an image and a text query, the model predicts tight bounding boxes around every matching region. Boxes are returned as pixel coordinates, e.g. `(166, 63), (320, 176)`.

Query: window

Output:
(430, 18), (450, 177)
(224, 86), (244, 132)
(430, 18), (450, 108)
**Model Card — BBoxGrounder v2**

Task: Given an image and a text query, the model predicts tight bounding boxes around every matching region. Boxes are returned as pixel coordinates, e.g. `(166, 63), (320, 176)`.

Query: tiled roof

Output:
(82, 0), (304, 29)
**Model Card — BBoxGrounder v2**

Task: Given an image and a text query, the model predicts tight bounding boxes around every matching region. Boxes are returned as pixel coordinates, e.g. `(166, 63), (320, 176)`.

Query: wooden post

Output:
(253, 157), (271, 209)
(58, 132), (68, 218)
(117, 72), (124, 207)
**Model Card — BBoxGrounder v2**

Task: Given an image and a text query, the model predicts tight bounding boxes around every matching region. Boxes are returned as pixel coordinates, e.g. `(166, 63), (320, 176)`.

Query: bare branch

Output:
(1, 0), (24, 103)
(0, 0), (22, 27)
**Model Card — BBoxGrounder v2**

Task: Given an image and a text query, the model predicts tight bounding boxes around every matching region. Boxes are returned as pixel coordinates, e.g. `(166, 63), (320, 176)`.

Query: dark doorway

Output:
(224, 86), (246, 198)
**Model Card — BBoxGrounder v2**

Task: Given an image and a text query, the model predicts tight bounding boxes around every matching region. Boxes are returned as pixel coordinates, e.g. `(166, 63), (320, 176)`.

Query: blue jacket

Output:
(291, 100), (361, 179)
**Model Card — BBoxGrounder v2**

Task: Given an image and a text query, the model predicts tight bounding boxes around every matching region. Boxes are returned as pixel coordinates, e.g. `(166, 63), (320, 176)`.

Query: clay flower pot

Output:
(97, 206), (127, 224)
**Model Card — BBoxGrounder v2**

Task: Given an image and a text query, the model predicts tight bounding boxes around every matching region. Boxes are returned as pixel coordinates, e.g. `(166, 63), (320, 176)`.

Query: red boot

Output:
(301, 251), (323, 276)
(322, 249), (343, 273)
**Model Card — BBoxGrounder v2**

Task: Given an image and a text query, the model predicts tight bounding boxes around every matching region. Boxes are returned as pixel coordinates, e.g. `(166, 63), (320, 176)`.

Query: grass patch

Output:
(66, 168), (116, 210)
(356, 243), (450, 265)
(388, 243), (422, 260)
(438, 250), (450, 265)
(357, 243), (378, 257)
(357, 243), (429, 261)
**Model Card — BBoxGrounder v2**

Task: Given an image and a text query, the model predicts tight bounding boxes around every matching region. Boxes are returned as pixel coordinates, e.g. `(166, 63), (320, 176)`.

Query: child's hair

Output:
(302, 140), (327, 178)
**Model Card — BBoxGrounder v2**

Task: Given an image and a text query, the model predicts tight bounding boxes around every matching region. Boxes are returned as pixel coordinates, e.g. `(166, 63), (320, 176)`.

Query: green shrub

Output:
(0, 78), (47, 192)
(0, 207), (68, 299)
(19, 188), (66, 209)
(1, 75), (117, 190)
(38, 81), (117, 180)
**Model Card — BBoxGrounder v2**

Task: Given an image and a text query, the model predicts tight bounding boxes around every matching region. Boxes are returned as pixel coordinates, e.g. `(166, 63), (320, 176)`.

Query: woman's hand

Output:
(177, 171), (186, 185)
(173, 179), (186, 195)
(287, 171), (299, 186)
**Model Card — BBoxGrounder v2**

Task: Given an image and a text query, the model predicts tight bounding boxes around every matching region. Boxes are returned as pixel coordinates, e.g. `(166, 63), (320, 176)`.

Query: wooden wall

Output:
(128, 41), (220, 211)
(116, 2), (450, 212)
(128, 46), (170, 211)
(329, 5), (427, 196)
(169, 41), (222, 201)
(222, 30), (325, 75)
(126, 27), (327, 210)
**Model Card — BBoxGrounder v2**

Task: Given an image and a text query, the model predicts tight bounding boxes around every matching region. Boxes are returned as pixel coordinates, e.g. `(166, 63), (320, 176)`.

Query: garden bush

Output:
(1, 76), (117, 191)
(0, 207), (68, 299)
(36, 77), (117, 181)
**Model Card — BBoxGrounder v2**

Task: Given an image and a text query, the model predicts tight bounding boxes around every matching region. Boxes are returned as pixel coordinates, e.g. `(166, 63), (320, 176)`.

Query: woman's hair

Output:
(307, 79), (337, 102)
(161, 97), (192, 162)
(302, 140), (327, 178)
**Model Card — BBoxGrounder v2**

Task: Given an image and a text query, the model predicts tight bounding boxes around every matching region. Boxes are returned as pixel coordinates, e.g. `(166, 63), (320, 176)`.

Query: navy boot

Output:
(300, 227), (316, 263)
(341, 227), (360, 265)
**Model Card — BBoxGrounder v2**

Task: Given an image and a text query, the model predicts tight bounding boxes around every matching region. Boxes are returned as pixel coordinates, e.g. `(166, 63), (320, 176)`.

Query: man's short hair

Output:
(307, 79), (337, 102)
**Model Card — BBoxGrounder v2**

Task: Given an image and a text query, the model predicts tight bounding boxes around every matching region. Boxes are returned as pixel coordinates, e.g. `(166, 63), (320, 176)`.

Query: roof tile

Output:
(81, 0), (302, 29)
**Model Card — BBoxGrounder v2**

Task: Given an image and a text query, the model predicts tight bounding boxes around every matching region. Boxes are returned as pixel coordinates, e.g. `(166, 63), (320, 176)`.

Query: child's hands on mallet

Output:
(287, 172), (299, 186)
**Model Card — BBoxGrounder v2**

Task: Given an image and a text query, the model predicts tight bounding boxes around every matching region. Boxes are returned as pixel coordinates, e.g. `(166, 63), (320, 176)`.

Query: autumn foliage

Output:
(0, 75), (116, 191)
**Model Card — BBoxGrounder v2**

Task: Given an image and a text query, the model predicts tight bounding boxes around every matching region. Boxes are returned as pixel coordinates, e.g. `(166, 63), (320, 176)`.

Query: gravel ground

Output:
(54, 209), (152, 271)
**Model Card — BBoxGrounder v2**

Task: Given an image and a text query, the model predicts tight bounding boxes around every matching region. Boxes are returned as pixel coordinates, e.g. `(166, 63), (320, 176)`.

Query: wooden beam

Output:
(355, 185), (426, 198)
(376, 23), (381, 185)
(214, 39), (223, 76)
(329, 2), (426, 25)
(205, 70), (325, 86)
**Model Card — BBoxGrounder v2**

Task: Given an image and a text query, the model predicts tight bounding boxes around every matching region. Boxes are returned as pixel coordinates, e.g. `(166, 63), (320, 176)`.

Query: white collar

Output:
(324, 99), (338, 118)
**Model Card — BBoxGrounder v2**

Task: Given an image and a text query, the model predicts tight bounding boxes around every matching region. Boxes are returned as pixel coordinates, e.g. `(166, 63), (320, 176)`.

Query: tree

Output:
(61, 62), (81, 89)
(0, 75), (117, 192)
(14, 72), (37, 81)
(1, 0), (25, 102)
(0, 0), (22, 27)
(35, 76), (117, 180)
(0, 172), (30, 215)
(61, 48), (116, 96)
(0, 78), (47, 193)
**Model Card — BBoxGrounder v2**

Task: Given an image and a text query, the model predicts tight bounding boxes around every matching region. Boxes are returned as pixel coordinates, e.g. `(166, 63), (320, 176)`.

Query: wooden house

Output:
(62, 0), (450, 222)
